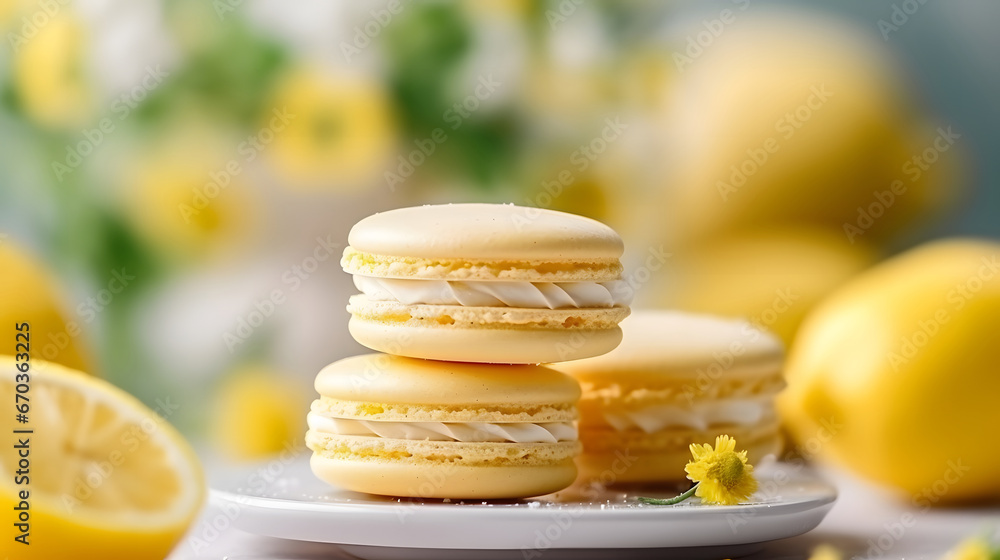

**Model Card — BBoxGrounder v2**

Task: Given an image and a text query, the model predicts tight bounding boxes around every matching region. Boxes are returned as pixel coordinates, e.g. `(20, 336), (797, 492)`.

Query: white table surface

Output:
(169, 466), (1000, 560)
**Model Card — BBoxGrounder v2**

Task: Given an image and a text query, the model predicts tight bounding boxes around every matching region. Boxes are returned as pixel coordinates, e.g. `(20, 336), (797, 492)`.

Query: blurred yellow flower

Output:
(523, 61), (613, 125)
(807, 544), (843, 560)
(618, 49), (677, 111)
(127, 134), (260, 260)
(686, 435), (758, 505)
(0, 238), (91, 372)
(463, 0), (532, 19)
(264, 68), (397, 189)
(943, 537), (997, 560)
(211, 365), (309, 460)
(13, 12), (94, 128)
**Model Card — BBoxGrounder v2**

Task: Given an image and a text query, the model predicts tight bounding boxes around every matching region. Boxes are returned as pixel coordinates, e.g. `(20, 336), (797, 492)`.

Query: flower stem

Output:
(637, 483), (700, 506)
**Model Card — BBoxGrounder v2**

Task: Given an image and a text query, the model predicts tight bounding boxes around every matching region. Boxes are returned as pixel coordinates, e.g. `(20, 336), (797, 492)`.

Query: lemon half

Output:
(0, 357), (204, 559)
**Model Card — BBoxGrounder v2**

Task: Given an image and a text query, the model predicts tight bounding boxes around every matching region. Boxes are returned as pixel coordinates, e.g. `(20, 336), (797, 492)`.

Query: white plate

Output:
(211, 457), (836, 559)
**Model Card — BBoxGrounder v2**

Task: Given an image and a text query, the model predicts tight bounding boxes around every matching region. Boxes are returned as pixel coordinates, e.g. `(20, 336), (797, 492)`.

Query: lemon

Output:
(0, 240), (91, 372)
(780, 239), (1000, 503)
(211, 366), (308, 460)
(265, 68), (397, 188)
(0, 357), (204, 558)
(126, 126), (260, 261)
(659, 13), (960, 245)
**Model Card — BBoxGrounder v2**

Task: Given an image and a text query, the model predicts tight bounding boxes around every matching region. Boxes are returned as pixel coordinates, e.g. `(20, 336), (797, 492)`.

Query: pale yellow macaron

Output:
(554, 310), (785, 484)
(305, 353), (582, 499)
(341, 203), (631, 364)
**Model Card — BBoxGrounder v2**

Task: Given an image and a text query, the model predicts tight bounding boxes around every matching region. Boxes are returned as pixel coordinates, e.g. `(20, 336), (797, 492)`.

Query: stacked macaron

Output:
(340, 203), (631, 363)
(556, 311), (785, 484)
(306, 203), (632, 498)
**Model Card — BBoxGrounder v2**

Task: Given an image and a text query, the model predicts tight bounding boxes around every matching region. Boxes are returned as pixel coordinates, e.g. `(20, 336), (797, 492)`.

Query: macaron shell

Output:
(310, 455), (578, 499)
(347, 295), (629, 329)
(349, 316), (624, 364)
(307, 433), (580, 498)
(342, 247), (624, 282)
(552, 310), (785, 485)
(557, 310), (784, 378)
(575, 370), (787, 419)
(575, 425), (781, 484)
(307, 433), (579, 467)
(311, 396), (576, 424)
(314, 353), (581, 406)
(347, 203), (624, 261)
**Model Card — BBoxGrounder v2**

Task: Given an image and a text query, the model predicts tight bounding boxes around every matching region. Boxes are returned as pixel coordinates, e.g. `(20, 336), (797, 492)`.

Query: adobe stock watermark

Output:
(673, 0), (751, 72)
(718, 84), (833, 201)
(187, 440), (303, 553)
(6, 0), (72, 52)
(726, 415), (842, 533)
(212, 0), (246, 20)
(682, 287), (798, 404)
(384, 74), (502, 192)
(391, 461), (462, 524)
(522, 449), (637, 559)
(340, 0), (405, 63)
(393, 423), (581, 525)
(178, 106), (294, 224)
(553, 244), (669, 362)
(878, 0), (933, 41)
(348, 336), (414, 390)
(859, 459), (970, 559)
(51, 65), (171, 182)
(522, 508), (587, 559)
(843, 126), (960, 243)
(544, 0), (584, 29)
(222, 234), (340, 352)
(36, 268), (136, 369)
(522, 116), (629, 213)
(887, 253), (998, 371)
(60, 395), (182, 512)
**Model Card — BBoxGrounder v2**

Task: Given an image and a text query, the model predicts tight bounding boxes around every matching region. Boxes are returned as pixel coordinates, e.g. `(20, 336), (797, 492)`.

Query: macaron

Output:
(305, 353), (582, 499)
(341, 203), (631, 364)
(554, 310), (785, 484)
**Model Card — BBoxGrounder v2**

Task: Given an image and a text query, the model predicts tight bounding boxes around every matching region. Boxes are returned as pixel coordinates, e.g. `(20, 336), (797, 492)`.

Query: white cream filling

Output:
(353, 276), (632, 309)
(307, 412), (577, 443)
(602, 398), (775, 433)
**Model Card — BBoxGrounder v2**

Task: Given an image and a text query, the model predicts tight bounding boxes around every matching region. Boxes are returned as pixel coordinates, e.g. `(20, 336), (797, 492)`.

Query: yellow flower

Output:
(264, 68), (397, 190)
(523, 60), (612, 126)
(463, 0), (532, 20)
(13, 12), (94, 128)
(943, 537), (998, 560)
(126, 130), (260, 260)
(807, 544), (843, 560)
(211, 365), (309, 460)
(685, 435), (758, 505)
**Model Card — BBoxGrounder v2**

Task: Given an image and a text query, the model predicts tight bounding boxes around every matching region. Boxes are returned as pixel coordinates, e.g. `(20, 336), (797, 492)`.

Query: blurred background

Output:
(0, 0), (996, 466)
